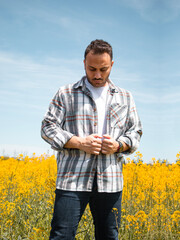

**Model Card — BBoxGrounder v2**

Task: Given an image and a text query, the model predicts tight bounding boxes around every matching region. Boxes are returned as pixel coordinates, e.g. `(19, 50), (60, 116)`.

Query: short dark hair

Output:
(84, 39), (113, 60)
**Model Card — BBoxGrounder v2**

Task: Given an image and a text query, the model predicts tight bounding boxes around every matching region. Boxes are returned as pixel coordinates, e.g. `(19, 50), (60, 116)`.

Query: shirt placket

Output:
(93, 104), (98, 133)
(106, 88), (115, 135)
(83, 86), (99, 134)
(82, 86), (100, 189)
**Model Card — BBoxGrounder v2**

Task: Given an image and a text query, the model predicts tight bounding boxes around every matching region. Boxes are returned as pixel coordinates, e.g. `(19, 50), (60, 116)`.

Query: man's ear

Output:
(111, 60), (114, 67)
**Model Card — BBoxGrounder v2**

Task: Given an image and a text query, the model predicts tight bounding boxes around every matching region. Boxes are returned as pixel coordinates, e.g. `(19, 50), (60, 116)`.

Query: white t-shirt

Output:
(85, 79), (109, 136)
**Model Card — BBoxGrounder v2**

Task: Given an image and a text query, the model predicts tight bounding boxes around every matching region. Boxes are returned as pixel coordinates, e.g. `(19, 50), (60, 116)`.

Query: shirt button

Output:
(92, 168), (96, 171)
(94, 122), (97, 126)
(94, 108), (96, 111)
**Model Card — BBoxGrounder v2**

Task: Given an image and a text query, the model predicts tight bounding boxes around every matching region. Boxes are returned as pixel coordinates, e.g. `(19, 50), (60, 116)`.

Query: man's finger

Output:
(103, 134), (111, 139)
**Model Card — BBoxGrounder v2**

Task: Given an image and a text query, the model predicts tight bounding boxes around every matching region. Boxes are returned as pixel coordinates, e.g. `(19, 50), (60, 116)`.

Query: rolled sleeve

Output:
(41, 89), (74, 151)
(51, 130), (74, 151)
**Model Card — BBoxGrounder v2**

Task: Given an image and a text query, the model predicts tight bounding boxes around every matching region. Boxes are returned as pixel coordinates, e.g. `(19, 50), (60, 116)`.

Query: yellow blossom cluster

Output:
(121, 153), (180, 239)
(0, 152), (179, 240)
(0, 154), (57, 239)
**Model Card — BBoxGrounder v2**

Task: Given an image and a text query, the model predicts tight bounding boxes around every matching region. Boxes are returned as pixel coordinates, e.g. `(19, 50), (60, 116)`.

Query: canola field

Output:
(0, 152), (180, 240)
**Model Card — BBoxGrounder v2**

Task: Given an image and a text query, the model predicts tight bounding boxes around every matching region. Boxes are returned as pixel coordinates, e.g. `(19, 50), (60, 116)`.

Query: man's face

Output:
(84, 51), (114, 88)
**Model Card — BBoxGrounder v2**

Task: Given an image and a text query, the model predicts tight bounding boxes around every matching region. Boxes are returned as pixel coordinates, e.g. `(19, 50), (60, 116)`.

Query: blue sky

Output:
(0, 0), (180, 163)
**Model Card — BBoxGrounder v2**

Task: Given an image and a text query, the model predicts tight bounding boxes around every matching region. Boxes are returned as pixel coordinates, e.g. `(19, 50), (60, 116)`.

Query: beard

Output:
(85, 71), (110, 88)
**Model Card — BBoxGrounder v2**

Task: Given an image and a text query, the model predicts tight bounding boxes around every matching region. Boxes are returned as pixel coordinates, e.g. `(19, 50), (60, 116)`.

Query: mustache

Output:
(92, 78), (103, 80)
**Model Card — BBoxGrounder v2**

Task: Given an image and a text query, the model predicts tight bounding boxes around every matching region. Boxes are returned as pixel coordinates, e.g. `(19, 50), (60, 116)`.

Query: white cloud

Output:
(0, 52), (84, 112)
(133, 89), (180, 104)
(133, 91), (159, 103)
(0, 51), (147, 94)
(0, 51), (82, 90)
(118, 0), (180, 23)
(161, 92), (180, 103)
(1, 50), (180, 111)
(112, 67), (143, 83)
(11, 4), (110, 42)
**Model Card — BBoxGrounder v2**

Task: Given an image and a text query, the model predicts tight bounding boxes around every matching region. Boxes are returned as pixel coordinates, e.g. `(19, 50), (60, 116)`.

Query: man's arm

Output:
(41, 90), (74, 151)
(64, 134), (102, 155)
(101, 134), (129, 155)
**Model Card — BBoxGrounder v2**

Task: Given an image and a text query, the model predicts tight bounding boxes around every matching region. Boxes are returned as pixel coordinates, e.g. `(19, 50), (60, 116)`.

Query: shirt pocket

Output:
(109, 104), (128, 134)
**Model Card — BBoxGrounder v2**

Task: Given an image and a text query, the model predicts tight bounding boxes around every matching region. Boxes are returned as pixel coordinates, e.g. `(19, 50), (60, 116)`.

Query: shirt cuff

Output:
(51, 131), (74, 151)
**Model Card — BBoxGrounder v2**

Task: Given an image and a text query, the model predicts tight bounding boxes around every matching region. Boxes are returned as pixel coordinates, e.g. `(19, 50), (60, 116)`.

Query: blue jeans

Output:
(49, 176), (122, 240)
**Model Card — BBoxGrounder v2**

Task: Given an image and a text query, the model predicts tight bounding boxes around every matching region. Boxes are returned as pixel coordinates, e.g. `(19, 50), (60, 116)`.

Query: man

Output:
(41, 39), (142, 240)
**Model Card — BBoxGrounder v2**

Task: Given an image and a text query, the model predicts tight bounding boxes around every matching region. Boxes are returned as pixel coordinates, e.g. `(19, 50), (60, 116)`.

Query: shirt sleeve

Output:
(41, 90), (74, 151)
(117, 91), (143, 155)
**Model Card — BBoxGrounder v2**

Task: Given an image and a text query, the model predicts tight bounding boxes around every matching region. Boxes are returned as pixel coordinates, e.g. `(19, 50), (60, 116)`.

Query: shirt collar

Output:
(73, 76), (118, 94)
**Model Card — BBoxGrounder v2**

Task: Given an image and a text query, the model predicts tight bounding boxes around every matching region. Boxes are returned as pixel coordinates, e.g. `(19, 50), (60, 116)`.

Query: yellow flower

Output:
(0, 151), (180, 238)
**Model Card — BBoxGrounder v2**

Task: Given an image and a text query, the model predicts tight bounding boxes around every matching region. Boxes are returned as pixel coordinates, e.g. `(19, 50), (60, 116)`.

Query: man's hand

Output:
(64, 134), (102, 155)
(101, 134), (130, 154)
(64, 134), (130, 155)
(79, 134), (102, 155)
(101, 135), (119, 154)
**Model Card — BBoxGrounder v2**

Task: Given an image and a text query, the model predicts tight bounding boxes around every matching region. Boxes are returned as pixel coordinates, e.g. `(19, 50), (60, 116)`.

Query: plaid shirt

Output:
(41, 76), (142, 192)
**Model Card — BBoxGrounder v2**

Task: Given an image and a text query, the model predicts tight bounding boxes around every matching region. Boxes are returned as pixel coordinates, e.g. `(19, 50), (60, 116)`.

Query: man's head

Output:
(84, 39), (114, 88)
(84, 39), (113, 60)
